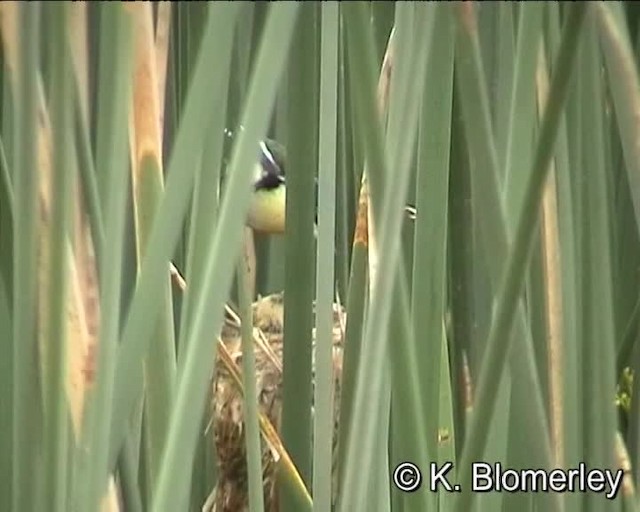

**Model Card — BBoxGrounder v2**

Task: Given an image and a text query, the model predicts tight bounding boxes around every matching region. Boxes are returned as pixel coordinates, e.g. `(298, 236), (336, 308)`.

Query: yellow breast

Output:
(246, 184), (286, 234)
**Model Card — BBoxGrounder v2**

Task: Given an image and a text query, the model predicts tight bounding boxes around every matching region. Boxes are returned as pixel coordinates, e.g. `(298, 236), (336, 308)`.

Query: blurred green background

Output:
(2, 2), (640, 512)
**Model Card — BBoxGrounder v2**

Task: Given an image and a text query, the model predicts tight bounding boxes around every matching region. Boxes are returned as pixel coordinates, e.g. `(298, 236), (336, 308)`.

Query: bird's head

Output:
(245, 138), (416, 236)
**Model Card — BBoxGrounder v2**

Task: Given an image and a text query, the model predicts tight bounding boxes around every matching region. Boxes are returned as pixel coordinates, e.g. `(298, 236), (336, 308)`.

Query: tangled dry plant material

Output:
(208, 292), (346, 512)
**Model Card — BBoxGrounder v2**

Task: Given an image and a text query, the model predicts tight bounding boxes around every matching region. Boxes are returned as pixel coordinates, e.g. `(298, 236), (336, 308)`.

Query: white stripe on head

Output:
(260, 140), (278, 170)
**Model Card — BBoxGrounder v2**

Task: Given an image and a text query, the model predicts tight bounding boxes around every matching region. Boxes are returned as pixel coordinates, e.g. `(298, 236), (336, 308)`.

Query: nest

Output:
(208, 292), (346, 512)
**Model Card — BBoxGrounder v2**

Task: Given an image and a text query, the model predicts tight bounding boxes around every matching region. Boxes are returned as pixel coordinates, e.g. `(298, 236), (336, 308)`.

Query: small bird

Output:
(245, 138), (417, 235)
(246, 139), (288, 235)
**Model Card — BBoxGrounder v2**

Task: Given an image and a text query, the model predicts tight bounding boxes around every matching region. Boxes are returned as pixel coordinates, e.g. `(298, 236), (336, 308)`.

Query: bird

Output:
(245, 137), (417, 236)
(246, 139), (288, 235)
